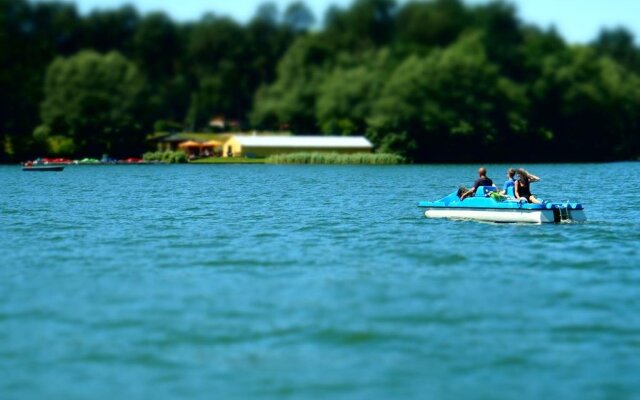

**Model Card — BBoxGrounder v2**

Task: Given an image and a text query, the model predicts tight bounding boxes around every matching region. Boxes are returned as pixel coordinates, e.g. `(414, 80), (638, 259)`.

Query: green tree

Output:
(1, 0), (639, 162)
(37, 50), (147, 156)
(82, 5), (139, 54)
(531, 46), (640, 160)
(324, 0), (397, 50)
(0, 0), (83, 160)
(180, 9), (298, 131)
(283, 1), (315, 33)
(187, 14), (245, 77)
(472, 1), (525, 79)
(395, 0), (468, 50)
(316, 50), (392, 135)
(253, 2), (279, 25)
(520, 26), (566, 80)
(185, 68), (242, 130)
(251, 35), (332, 131)
(369, 33), (527, 161)
(592, 27), (640, 72)
(245, 6), (295, 97)
(133, 12), (179, 80)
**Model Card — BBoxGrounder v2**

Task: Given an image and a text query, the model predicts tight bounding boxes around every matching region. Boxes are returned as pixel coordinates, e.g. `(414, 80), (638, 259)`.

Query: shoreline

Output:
(3, 159), (639, 166)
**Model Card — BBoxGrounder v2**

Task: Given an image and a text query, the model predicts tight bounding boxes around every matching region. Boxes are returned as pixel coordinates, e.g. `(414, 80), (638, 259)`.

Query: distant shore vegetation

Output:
(142, 151), (403, 165)
(143, 151), (187, 164)
(2, 0), (640, 163)
(265, 152), (405, 165)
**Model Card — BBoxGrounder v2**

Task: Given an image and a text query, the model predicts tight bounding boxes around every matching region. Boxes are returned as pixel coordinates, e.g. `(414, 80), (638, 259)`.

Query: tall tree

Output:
(1, 0), (639, 161)
(369, 33), (527, 161)
(82, 5), (139, 54)
(283, 1), (315, 33)
(531, 46), (640, 160)
(395, 0), (468, 50)
(324, 0), (397, 50)
(251, 35), (332, 131)
(36, 51), (147, 156)
(316, 50), (393, 135)
(592, 27), (640, 72)
(0, 0), (83, 160)
(133, 12), (179, 81)
(472, 1), (524, 79)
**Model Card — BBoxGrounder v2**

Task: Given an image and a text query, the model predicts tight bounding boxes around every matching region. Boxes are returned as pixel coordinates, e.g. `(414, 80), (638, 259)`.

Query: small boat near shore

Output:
(419, 186), (586, 223)
(22, 165), (64, 172)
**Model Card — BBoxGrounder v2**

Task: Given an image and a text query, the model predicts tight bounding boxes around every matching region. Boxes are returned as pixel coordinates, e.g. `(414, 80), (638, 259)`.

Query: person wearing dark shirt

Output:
(515, 168), (542, 204)
(460, 167), (494, 200)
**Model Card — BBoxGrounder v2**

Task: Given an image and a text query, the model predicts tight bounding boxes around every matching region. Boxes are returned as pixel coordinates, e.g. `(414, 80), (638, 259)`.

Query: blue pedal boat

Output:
(418, 186), (586, 223)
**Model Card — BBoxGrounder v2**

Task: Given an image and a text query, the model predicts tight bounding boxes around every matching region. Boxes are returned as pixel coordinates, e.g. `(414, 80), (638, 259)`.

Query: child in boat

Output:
(515, 168), (542, 204)
(502, 168), (516, 195)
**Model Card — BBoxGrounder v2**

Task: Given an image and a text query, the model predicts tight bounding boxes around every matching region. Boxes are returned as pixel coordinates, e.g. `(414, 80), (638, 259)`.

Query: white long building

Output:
(221, 135), (373, 158)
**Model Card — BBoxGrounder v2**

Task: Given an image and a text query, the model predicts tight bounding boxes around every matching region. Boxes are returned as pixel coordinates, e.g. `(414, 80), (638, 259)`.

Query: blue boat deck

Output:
(418, 186), (583, 211)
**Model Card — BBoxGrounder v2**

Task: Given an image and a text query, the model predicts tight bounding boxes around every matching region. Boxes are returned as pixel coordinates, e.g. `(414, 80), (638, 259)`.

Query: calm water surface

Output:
(1, 163), (639, 399)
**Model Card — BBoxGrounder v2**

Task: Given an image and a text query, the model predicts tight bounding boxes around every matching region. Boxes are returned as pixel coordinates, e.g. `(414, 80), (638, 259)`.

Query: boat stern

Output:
(549, 202), (587, 222)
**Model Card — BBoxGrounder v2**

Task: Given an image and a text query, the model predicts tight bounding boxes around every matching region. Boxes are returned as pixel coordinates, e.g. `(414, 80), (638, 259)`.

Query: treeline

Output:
(1, 0), (639, 162)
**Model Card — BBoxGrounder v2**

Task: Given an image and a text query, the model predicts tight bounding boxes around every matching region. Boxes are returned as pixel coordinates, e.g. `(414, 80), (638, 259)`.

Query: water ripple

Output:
(1, 163), (640, 399)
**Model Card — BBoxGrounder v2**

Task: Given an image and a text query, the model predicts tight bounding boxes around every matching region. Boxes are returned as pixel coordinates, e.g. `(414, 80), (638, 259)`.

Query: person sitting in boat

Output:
(501, 168), (516, 196)
(460, 167), (493, 200)
(515, 168), (542, 204)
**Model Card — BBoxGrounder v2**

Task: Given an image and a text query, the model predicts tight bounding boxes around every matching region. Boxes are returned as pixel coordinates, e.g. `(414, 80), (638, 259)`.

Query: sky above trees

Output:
(38, 0), (640, 43)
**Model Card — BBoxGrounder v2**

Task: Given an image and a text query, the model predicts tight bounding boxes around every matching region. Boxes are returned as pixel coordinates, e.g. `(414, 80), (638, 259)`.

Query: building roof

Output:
(231, 135), (373, 149)
(178, 140), (203, 148)
(157, 133), (231, 143)
(149, 131), (291, 143)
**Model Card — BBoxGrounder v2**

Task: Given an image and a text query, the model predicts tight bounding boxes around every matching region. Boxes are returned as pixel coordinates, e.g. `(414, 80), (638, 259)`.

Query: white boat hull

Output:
(423, 208), (586, 223)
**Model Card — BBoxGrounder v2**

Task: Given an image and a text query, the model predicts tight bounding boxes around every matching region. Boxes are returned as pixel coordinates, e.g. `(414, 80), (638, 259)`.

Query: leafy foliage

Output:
(37, 51), (146, 156)
(1, 0), (639, 161)
(368, 33), (528, 161)
(266, 152), (404, 164)
(143, 150), (187, 163)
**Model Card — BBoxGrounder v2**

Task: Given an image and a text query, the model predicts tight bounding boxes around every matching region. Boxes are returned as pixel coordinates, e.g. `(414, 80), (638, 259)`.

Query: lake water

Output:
(1, 163), (639, 399)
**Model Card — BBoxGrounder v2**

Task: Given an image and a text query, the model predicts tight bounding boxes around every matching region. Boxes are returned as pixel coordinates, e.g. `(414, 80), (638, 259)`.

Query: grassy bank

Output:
(190, 157), (266, 164)
(143, 150), (187, 163)
(266, 152), (405, 165)
(142, 152), (404, 165)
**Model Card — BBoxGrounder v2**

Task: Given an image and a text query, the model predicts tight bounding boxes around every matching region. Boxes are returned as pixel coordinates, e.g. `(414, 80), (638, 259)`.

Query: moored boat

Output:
(419, 186), (586, 223)
(22, 165), (64, 172)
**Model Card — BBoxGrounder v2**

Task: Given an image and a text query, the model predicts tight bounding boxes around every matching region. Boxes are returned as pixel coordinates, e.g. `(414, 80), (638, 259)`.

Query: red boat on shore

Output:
(36, 157), (73, 165)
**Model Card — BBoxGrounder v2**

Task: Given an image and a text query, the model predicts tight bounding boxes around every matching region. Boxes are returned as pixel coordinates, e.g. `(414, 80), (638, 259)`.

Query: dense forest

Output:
(1, 0), (639, 162)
